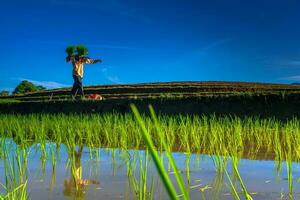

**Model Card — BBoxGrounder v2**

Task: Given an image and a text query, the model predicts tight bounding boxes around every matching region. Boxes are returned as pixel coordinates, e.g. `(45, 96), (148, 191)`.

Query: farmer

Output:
(66, 46), (102, 99)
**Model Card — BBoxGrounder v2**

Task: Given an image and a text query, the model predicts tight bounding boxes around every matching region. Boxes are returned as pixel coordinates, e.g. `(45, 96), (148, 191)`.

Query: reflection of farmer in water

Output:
(64, 146), (99, 199)
(66, 45), (102, 100)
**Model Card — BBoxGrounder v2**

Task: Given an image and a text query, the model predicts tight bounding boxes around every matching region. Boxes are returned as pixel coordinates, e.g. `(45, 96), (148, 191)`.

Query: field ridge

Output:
(1, 81), (300, 102)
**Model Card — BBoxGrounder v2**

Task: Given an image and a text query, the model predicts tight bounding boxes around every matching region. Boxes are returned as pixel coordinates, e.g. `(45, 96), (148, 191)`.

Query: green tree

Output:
(13, 80), (46, 94)
(0, 90), (9, 96)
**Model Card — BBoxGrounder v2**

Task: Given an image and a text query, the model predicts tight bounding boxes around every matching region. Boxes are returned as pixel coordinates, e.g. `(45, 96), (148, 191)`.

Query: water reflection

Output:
(0, 139), (299, 200)
(64, 145), (99, 200)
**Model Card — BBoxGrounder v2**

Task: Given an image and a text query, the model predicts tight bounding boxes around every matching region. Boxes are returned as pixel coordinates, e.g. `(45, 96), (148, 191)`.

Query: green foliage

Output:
(0, 91), (9, 96)
(76, 45), (89, 56)
(131, 104), (181, 200)
(0, 99), (20, 104)
(36, 85), (46, 91)
(13, 81), (46, 95)
(65, 46), (76, 56)
(66, 45), (89, 57)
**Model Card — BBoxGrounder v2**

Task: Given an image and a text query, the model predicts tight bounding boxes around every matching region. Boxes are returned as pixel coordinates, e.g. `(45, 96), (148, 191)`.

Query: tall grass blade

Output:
(131, 104), (178, 200)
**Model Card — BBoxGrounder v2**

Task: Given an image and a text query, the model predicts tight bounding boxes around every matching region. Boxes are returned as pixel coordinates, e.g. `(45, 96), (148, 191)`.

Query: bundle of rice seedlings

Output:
(76, 45), (89, 56)
(65, 46), (76, 56)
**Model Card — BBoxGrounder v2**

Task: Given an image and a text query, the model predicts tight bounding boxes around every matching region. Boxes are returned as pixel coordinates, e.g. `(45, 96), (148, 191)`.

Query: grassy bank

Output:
(1, 94), (300, 120)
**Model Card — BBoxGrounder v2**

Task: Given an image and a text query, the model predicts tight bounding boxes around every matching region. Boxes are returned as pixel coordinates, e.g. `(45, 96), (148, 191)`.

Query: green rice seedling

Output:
(273, 122), (283, 162)
(1, 181), (28, 200)
(275, 161), (283, 182)
(111, 148), (117, 176)
(65, 46), (76, 56)
(286, 160), (293, 199)
(49, 143), (58, 193)
(128, 150), (155, 200)
(0, 139), (29, 200)
(210, 155), (228, 200)
(231, 156), (253, 200)
(131, 104), (179, 200)
(76, 45), (89, 56)
(125, 150), (136, 179)
(15, 147), (30, 184)
(149, 105), (189, 200)
(38, 145), (47, 180)
(139, 151), (149, 199)
(126, 151), (139, 197)
(224, 167), (241, 200)
(185, 154), (191, 186)
(211, 169), (225, 200)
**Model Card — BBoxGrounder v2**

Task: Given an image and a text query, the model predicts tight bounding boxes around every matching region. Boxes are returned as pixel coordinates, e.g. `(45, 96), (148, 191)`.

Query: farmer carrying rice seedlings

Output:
(66, 45), (102, 100)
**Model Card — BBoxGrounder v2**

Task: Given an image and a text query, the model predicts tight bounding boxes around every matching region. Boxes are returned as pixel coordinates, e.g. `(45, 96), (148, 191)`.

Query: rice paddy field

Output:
(2, 81), (300, 102)
(1, 82), (300, 199)
(0, 106), (300, 199)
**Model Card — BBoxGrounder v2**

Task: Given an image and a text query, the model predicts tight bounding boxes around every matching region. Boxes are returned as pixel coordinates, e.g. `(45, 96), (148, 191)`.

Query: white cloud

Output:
(107, 75), (123, 84)
(14, 78), (70, 89)
(267, 60), (300, 68)
(278, 75), (300, 81)
(101, 66), (124, 84)
(286, 61), (300, 66)
(101, 66), (111, 73)
(0, 88), (14, 92)
(200, 38), (233, 52)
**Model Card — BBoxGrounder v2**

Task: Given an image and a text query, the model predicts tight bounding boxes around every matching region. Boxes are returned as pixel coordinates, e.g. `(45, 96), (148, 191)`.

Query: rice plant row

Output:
(0, 112), (299, 161)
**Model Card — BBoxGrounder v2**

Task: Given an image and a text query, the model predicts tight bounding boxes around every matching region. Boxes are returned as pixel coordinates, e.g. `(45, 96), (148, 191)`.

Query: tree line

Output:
(0, 80), (46, 96)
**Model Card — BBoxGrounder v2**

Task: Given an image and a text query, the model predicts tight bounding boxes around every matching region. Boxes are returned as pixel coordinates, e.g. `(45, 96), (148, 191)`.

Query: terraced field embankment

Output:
(1, 81), (300, 118)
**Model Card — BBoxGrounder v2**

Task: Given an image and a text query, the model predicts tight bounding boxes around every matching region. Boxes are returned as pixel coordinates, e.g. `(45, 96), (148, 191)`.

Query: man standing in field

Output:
(66, 45), (102, 100)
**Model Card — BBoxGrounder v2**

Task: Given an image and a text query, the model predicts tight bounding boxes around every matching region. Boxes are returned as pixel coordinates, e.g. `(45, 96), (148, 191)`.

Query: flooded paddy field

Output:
(1, 108), (300, 199)
(1, 143), (300, 200)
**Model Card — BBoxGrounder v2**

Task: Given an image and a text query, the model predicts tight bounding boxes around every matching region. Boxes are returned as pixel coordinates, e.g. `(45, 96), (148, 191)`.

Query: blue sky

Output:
(1, 0), (300, 91)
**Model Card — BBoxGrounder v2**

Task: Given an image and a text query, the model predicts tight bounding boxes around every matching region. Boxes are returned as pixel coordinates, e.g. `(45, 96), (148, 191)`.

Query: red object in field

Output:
(87, 94), (103, 100)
